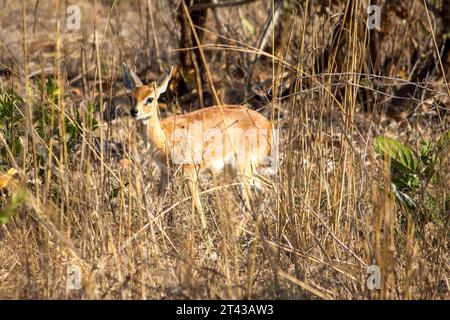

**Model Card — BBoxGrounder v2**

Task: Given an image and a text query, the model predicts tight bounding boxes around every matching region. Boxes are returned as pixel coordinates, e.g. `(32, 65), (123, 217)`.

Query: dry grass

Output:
(0, 0), (448, 299)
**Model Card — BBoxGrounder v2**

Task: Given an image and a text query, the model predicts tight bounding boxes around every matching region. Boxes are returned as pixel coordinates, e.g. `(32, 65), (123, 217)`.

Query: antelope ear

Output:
(122, 62), (143, 90)
(155, 67), (175, 98)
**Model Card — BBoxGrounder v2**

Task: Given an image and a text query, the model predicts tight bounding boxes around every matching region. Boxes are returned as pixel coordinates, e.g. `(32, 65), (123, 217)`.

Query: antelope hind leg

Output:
(186, 168), (207, 230)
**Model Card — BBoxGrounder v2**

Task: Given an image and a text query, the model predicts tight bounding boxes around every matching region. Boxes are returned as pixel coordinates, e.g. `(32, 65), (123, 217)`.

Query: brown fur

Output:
(157, 105), (273, 167)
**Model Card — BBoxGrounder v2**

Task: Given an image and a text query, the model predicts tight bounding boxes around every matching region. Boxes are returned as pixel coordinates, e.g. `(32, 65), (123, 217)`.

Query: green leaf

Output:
(241, 16), (255, 36)
(374, 136), (418, 173)
(109, 186), (120, 200)
(392, 183), (416, 210)
(420, 139), (433, 170)
(0, 187), (26, 224)
(12, 137), (23, 158)
(436, 130), (450, 151)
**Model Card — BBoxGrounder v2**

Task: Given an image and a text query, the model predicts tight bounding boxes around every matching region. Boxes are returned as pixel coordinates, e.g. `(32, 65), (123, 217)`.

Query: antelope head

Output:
(122, 62), (172, 123)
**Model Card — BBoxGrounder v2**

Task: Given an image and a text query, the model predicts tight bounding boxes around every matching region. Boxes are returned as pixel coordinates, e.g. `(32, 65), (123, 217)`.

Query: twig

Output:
(248, 0), (282, 80)
(190, 0), (261, 12)
(147, 0), (163, 73)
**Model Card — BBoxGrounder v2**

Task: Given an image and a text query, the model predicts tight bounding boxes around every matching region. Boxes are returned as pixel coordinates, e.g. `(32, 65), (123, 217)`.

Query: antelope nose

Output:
(131, 108), (138, 117)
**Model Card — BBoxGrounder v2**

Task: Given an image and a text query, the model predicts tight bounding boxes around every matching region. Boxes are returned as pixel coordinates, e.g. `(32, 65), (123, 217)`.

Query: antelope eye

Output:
(145, 97), (154, 105)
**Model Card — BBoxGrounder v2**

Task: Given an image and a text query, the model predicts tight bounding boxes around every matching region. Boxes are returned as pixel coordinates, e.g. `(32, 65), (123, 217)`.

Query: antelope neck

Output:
(141, 112), (167, 153)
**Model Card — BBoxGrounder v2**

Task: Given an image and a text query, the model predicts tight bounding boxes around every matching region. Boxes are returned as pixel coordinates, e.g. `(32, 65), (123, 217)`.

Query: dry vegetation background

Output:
(0, 0), (449, 299)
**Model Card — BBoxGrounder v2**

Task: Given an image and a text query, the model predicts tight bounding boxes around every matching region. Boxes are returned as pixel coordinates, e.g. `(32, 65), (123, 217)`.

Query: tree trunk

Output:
(176, 0), (211, 108)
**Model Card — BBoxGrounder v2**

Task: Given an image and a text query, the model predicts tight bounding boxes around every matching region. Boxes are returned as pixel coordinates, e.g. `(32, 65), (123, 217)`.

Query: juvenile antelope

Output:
(122, 63), (275, 229)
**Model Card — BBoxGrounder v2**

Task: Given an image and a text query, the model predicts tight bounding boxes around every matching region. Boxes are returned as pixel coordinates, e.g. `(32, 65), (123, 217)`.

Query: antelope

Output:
(122, 63), (275, 229)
